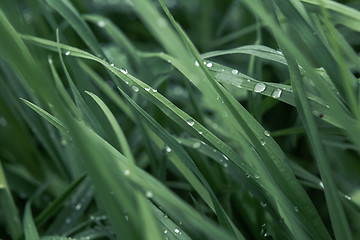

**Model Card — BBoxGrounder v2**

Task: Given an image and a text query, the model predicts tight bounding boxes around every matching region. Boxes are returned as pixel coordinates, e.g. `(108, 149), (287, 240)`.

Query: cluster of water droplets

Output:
(194, 60), (213, 68)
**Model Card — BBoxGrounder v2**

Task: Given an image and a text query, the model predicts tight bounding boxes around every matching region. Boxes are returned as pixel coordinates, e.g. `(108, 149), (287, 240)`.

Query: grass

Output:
(0, 0), (359, 239)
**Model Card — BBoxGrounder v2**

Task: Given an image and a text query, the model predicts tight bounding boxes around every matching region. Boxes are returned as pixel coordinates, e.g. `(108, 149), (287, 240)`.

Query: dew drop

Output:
(198, 130), (203, 135)
(132, 86), (139, 92)
(120, 68), (128, 74)
(345, 195), (352, 200)
(125, 81), (129, 85)
(164, 230), (168, 234)
(264, 130), (270, 137)
(254, 83), (266, 93)
(224, 163), (228, 168)
(271, 88), (282, 99)
(124, 169), (130, 176)
(65, 218), (71, 224)
(261, 201), (267, 208)
(0, 117), (8, 127)
(110, 63), (115, 67)
(254, 173), (260, 179)
(60, 139), (67, 147)
(222, 154), (229, 161)
(192, 142), (201, 149)
(260, 139), (266, 146)
(152, 88), (158, 93)
(319, 181), (324, 189)
(145, 86), (151, 92)
(186, 119), (195, 126)
(294, 206), (299, 212)
(195, 61), (199, 67)
(97, 20), (106, 27)
(75, 203), (82, 210)
(174, 228), (180, 234)
(165, 146), (172, 153)
(206, 62), (213, 68)
(125, 215), (129, 221)
(232, 69), (239, 75)
(48, 58), (53, 64)
(245, 173), (251, 178)
(146, 191), (153, 198)
(65, 50), (70, 56)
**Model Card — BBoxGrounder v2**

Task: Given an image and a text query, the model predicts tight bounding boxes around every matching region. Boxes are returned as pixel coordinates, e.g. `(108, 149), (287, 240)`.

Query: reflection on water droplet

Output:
(97, 20), (106, 27)
(264, 130), (270, 137)
(224, 163), (228, 167)
(65, 50), (70, 56)
(294, 206), (299, 212)
(319, 181), (324, 189)
(260, 139), (266, 146)
(186, 119), (195, 126)
(195, 61), (199, 67)
(232, 69), (238, 75)
(174, 228), (180, 234)
(261, 201), (267, 208)
(146, 191), (153, 198)
(152, 89), (158, 93)
(120, 68), (128, 74)
(254, 83), (266, 93)
(166, 146), (172, 153)
(345, 195), (352, 200)
(272, 88), (282, 99)
(198, 130), (203, 135)
(254, 174), (260, 179)
(145, 86), (150, 92)
(132, 86), (139, 92)
(110, 63), (114, 67)
(124, 169), (130, 176)
(245, 173), (251, 178)
(206, 62), (213, 68)
(192, 142), (201, 149)
(164, 230), (168, 234)
(48, 58), (53, 64)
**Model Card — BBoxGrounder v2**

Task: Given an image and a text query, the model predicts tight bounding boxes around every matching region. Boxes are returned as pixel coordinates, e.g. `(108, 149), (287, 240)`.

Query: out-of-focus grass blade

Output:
(44, 0), (103, 57)
(301, 0), (360, 32)
(0, 160), (22, 239)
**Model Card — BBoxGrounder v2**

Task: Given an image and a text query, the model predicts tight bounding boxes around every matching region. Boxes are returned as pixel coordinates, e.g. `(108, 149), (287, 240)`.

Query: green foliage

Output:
(0, 0), (359, 239)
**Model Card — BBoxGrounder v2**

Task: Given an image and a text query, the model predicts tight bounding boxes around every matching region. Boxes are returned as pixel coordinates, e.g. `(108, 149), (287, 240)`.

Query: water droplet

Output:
(65, 218), (71, 224)
(271, 88), (282, 99)
(195, 61), (199, 67)
(152, 88), (158, 93)
(164, 230), (168, 234)
(132, 86), (139, 92)
(174, 228), (180, 234)
(224, 163), (228, 167)
(245, 173), (251, 178)
(120, 68), (128, 74)
(145, 86), (150, 91)
(110, 63), (115, 67)
(222, 154), (229, 161)
(124, 169), (130, 176)
(345, 195), (352, 200)
(254, 173), (260, 179)
(192, 142), (201, 149)
(48, 58), (53, 64)
(75, 203), (82, 210)
(276, 49), (283, 55)
(232, 69), (239, 75)
(186, 119), (195, 126)
(247, 79), (251, 82)
(294, 206), (299, 212)
(125, 215), (129, 221)
(198, 130), (203, 135)
(164, 214), (168, 218)
(261, 201), (267, 208)
(165, 146), (172, 153)
(146, 191), (153, 198)
(254, 83), (266, 93)
(206, 62), (213, 68)
(97, 20), (106, 27)
(65, 50), (70, 56)
(260, 139), (266, 146)
(264, 130), (270, 137)
(319, 181), (324, 189)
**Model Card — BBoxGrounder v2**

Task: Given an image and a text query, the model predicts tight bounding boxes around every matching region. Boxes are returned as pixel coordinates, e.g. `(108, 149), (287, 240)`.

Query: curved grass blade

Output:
(44, 0), (103, 57)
